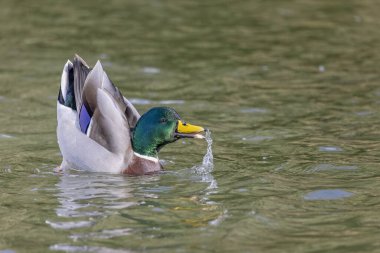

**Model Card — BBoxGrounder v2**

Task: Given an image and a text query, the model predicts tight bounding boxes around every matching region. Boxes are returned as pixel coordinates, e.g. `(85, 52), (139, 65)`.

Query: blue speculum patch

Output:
(79, 104), (91, 133)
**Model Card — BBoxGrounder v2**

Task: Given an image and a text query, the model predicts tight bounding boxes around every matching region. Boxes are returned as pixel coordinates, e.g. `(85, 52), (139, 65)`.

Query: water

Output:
(202, 131), (214, 170)
(193, 130), (216, 190)
(1, 0), (380, 252)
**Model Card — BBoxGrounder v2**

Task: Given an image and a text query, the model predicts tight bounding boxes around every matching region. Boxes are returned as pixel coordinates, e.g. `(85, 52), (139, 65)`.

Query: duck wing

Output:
(123, 96), (140, 129)
(73, 54), (91, 111)
(76, 60), (137, 156)
(73, 55), (140, 129)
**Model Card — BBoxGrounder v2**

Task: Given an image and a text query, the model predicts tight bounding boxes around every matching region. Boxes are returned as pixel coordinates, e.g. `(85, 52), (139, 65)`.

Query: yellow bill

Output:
(176, 120), (205, 139)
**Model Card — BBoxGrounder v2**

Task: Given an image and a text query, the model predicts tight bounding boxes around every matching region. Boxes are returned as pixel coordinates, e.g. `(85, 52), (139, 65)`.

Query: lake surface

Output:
(1, 0), (380, 252)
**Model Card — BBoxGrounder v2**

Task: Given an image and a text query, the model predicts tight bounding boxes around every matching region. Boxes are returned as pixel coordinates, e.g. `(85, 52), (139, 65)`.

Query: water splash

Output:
(194, 130), (217, 189)
(202, 130), (214, 170)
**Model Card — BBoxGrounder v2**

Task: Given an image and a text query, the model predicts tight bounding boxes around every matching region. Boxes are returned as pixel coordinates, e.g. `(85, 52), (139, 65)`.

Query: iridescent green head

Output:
(132, 107), (204, 157)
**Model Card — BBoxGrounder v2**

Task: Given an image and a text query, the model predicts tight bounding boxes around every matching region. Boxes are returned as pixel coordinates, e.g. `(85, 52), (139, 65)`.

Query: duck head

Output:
(132, 107), (204, 157)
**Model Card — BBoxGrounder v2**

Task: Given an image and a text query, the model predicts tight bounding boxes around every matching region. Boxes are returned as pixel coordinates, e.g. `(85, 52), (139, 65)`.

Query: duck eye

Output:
(160, 118), (168, 124)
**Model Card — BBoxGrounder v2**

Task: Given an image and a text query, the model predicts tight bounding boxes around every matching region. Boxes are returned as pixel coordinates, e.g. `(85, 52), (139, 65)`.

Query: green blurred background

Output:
(1, 0), (380, 252)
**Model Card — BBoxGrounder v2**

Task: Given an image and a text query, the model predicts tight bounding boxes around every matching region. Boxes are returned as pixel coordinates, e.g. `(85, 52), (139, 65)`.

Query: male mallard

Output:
(57, 55), (205, 175)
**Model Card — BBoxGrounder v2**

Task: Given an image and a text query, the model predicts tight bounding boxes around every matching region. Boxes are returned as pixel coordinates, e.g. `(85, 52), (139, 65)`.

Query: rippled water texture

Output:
(1, 0), (380, 252)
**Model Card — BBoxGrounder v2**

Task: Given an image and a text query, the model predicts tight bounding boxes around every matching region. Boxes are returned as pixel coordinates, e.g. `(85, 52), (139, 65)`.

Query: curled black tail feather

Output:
(65, 67), (76, 110)
(58, 63), (76, 110)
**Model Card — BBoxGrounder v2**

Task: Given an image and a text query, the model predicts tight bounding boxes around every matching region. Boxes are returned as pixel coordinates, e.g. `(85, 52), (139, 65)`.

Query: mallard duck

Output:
(57, 55), (205, 175)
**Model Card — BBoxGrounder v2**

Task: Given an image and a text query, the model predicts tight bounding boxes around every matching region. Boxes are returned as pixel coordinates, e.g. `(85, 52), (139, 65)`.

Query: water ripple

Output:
(50, 244), (133, 253)
(0, 250), (16, 253)
(240, 108), (269, 113)
(70, 228), (132, 240)
(318, 146), (343, 152)
(129, 98), (185, 105)
(0, 134), (13, 139)
(46, 220), (94, 230)
(209, 210), (228, 226)
(304, 189), (353, 201)
(242, 136), (274, 142)
(142, 67), (160, 74)
(55, 174), (136, 218)
(129, 98), (152, 105)
(309, 164), (358, 172)
(159, 100), (185, 105)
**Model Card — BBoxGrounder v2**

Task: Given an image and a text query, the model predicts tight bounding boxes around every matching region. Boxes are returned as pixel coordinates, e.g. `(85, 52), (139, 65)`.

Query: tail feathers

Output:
(73, 54), (91, 112)
(58, 60), (76, 110)
(58, 55), (91, 111)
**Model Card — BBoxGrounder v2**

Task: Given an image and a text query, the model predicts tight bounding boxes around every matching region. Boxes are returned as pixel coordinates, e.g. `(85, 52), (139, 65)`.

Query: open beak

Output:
(175, 120), (205, 139)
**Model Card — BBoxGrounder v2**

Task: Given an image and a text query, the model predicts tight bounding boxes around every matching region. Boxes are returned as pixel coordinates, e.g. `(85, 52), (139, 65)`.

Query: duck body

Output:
(57, 55), (204, 175)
